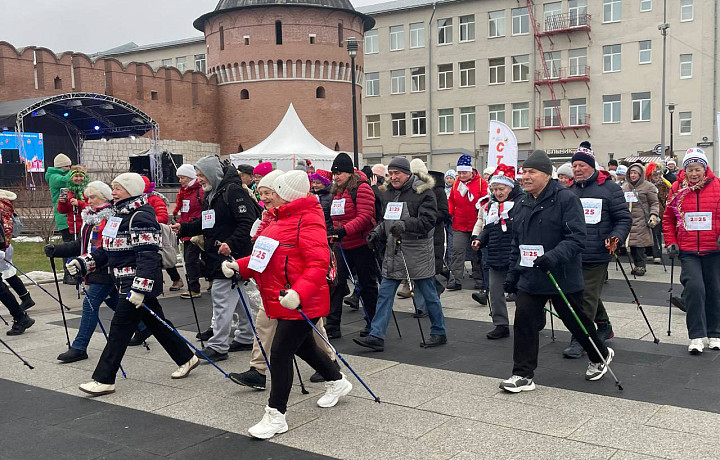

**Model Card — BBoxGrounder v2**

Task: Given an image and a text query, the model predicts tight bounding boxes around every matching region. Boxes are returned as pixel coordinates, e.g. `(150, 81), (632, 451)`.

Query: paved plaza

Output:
(1, 258), (719, 460)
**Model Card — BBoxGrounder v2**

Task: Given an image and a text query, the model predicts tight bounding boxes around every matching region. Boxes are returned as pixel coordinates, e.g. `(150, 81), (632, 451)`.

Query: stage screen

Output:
(0, 131), (45, 172)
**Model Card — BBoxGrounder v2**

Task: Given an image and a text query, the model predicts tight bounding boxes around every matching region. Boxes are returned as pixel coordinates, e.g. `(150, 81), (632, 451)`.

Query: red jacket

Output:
(448, 173), (488, 232)
(173, 180), (204, 241)
(237, 195), (330, 320)
(330, 174), (376, 250)
(663, 167), (720, 255)
(56, 190), (86, 234)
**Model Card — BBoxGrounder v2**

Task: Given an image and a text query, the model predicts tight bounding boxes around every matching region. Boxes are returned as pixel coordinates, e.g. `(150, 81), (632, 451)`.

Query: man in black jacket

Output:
(173, 156), (260, 361)
(564, 147), (632, 358)
(501, 150), (614, 393)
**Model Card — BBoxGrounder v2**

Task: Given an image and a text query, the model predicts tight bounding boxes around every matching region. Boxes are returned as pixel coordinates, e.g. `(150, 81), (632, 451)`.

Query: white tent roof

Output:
(230, 103), (339, 170)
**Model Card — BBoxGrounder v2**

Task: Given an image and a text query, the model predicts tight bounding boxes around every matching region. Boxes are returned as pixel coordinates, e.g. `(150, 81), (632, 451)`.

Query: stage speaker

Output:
(1, 149), (20, 164)
(129, 156), (151, 177)
(161, 152), (183, 185)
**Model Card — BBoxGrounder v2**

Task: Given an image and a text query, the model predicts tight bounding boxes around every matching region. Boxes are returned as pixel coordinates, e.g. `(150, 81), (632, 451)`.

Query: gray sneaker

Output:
(499, 375), (536, 393)
(585, 347), (615, 381)
(562, 337), (586, 359)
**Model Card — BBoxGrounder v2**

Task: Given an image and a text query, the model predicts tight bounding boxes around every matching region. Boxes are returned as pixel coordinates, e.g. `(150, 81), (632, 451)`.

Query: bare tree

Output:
(13, 183), (58, 243)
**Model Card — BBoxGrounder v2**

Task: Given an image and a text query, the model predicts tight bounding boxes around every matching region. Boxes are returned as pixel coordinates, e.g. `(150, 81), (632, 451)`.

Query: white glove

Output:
(279, 289), (301, 310)
(648, 215), (659, 228)
(127, 291), (145, 308)
(66, 259), (82, 276)
(221, 260), (239, 278)
(0, 250), (5, 260)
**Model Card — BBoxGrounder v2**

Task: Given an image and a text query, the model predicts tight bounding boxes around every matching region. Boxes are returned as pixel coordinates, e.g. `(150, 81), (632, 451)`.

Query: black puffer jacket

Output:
(569, 170), (632, 264)
(508, 179), (586, 295)
(314, 185), (333, 229)
(427, 170), (450, 274)
(478, 185), (524, 270)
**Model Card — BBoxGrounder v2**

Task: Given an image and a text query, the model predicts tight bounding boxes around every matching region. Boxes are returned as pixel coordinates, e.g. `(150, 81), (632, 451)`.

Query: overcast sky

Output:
(2, 0), (382, 54)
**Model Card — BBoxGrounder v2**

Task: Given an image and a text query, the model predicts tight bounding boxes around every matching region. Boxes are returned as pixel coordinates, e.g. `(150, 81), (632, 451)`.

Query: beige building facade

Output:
(97, 37), (208, 73)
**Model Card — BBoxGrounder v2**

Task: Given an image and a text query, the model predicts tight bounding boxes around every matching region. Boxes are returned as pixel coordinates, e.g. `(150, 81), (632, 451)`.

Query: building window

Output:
(244, 36), (250, 45)
(569, 98), (587, 125)
(176, 57), (186, 72)
(512, 55), (529, 82)
(438, 64), (453, 90)
(544, 52), (561, 79)
(569, 48), (587, 76)
(338, 23), (343, 47)
(365, 30), (378, 54)
(390, 25), (405, 51)
(603, 0), (622, 23)
(459, 61), (475, 87)
(54, 76), (62, 90)
(195, 54), (206, 72)
(488, 10), (506, 38)
(632, 92), (651, 122)
(568, 0), (588, 27)
(680, 0), (693, 21)
(366, 115), (380, 139)
(640, 0), (652, 12)
(316, 86), (325, 98)
(411, 111), (427, 135)
(488, 104), (505, 123)
(460, 107), (476, 132)
(410, 22), (425, 48)
(162, 58), (173, 67)
(365, 72), (379, 96)
(512, 7), (529, 35)
(603, 44), (621, 72)
(151, 90), (159, 101)
(603, 94), (621, 123)
(240, 89), (249, 99)
(276, 21), (283, 45)
(543, 100), (560, 127)
(438, 18), (453, 45)
(679, 111), (691, 134)
(638, 40), (651, 64)
(512, 102), (529, 129)
(680, 54), (693, 78)
(392, 113), (406, 136)
(309, 34), (316, 44)
(438, 109), (454, 134)
(391, 69), (406, 94)
(459, 15), (475, 42)
(411, 67), (426, 92)
(544, 2), (562, 31)
(219, 26), (225, 50)
(489, 58), (505, 84)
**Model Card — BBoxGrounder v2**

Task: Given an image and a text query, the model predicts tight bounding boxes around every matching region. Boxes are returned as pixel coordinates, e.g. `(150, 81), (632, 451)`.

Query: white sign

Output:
(330, 199), (346, 216)
(488, 120), (518, 169)
(580, 198), (603, 225)
(181, 200), (190, 213)
(201, 210), (216, 229)
(685, 212), (712, 231)
(102, 217), (123, 238)
(248, 236), (280, 273)
(384, 202), (404, 220)
(519, 244), (544, 267)
(624, 192), (638, 203)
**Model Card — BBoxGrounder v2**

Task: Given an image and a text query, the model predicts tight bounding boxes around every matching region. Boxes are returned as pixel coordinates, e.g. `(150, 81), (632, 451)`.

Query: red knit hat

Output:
(489, 164), (516, 188)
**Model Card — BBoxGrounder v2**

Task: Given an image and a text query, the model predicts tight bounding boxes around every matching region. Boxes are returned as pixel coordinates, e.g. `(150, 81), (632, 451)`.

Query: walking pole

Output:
(547, 301), (556, 342)
(48, 258), (72, 349)
(282, 291), (380, 403)
(667, 257), (675, 336)
(180, 241), (205, 348)
(653, 230), (667, 272)
(9, 261), (71, 310)
(546, 272), (623, 391)
(371, 248), (402, 338)
(0, 337), (34, 369)
(293, 357), (309, 394)
(613, 253), (660, 344)
(72, 207), (81, 300)
(0, 313), (8, 326)
(235, 282), (271, 372)
(396, 239), (427, 347)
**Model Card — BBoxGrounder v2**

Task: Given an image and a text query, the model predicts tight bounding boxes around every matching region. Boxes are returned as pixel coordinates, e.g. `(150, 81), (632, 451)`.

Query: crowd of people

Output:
(0, 142), (717, 439)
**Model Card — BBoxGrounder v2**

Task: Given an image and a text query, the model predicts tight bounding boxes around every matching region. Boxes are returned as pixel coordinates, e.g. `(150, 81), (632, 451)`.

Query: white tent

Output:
(229, 103), (339, 171)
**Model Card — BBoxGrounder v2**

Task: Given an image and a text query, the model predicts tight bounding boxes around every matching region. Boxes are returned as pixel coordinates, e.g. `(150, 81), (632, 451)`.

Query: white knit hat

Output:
(616, 165), (628, 175)
(483, 166), (495, 176)
(682, 148), (708, 169)
(557, 163), (573, 178)
(409, 158), (428, 175)
(176, 164), (196, 179)
(0, 189), (17, 201)
(257, 169), (285, 191)
(112, 172), (145, 197)
(84, 181), (113, 202)
(274, 170), (310, 202)
(371, 163), (387, 177)
(54, 153), (72, 168)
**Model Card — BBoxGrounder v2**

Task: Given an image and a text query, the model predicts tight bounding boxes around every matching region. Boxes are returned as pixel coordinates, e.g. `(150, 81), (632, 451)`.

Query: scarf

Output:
(457, 180), (474, 202)
(667, 174), (708, 231)
(114, 195), (147, 215)
(81, 203), (114, 253)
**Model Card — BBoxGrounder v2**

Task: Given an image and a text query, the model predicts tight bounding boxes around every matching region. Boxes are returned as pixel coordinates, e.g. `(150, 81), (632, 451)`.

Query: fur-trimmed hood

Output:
(378, 173), (434, 194)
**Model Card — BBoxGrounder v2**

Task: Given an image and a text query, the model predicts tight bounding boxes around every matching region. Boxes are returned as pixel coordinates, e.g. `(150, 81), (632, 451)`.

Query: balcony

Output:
(538, 12), (591, 38)
(535, 114), (590, 139)
(535, 66), (590, 86)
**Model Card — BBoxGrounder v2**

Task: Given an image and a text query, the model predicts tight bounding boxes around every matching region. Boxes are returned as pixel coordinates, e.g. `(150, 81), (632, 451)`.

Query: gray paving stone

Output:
(645, 405), (720, 438)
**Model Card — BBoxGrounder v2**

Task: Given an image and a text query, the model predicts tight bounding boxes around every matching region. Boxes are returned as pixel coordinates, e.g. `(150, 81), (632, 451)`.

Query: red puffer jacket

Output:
(448, 173), (488, 232)
(56, 190), (86, 234)
(237, 195), (330, 320)
(663, 167), (720, 255)
(330, 173), (376, 250)
(173, 180), (204, 241)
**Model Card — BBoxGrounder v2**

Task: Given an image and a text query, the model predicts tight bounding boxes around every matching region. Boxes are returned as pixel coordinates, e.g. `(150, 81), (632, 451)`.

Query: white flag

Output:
(488, 121), (518, 170)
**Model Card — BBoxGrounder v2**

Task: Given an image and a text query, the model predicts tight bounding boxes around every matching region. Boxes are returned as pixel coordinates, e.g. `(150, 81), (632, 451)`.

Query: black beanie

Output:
(237, 164), (254, 175)
(571, 147), (596, 169)
(387, 156), (412, 175)
(331, 152), (354, 174)
(523, 150), (554, 175)
(579, 141), (592, 149)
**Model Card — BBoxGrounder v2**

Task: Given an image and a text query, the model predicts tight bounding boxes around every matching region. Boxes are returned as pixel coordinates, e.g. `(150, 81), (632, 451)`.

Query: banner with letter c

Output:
(488, 120), (518, 170)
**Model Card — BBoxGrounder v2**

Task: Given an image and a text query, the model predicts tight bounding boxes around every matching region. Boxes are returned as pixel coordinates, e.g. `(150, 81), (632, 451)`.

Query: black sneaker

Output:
(128, 328), (152, 347)
(195, 347), (228, 362)
(228, 341), (253, 352)
(412, 310), (428, 319)
(326, 327), (341, 339)
(229, 367), (266, 390)
(344, 293), (360, 310)
(562, 337), (586, 359)
(57, 347), (88, 363)
(310, 360), (341, 383)
(595, 321), (615, 342)
(472, 290), (488, 306)
(62, 274), (76, 285)
(499, 375), (535, 393)
(505, 292), (516, 302)
(446, 281), (462, 291)
(359, 326), (370, 337)
(486, 325), (510, 340)
(6, 314), (34, 336)
(196, 328), (213, 341)
(19, 293), (35, 311)
(422, 334), (447, 348)
(671, 296), (687, 312)
(353, 335), (385, 351)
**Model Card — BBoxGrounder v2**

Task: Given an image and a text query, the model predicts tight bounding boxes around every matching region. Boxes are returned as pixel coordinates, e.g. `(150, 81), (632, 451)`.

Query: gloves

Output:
(66, 259), (82, 276)
(127, 291), (145, 308)
(44, 244), (55, 257)
(279, 289), (301, 310)
(366, 231), (380, 251)
(667, 244), (679, 259)
(329, 227), (347, 241)
(503, 274), (519, 294)
(648, 214), (659, 228)
(533, 255), (553, 273)
(222, 260), (240, 278)
(390, 221), (406, 238)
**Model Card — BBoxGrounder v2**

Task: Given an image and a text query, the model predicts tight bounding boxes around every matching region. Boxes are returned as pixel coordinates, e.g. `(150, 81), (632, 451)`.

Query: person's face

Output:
(667, 163), (677, 171)
(522, 168), (551, 197)
(239, 172), (253, 186)
(558, 174), (571, 186)
(457, 171), (472, 182)
(71, 174), (85, 185)
(629, 169), (640, 182)
(333, 171), (351, 186)
(196, 171), (212, 192)
(311, 180), (326, 192)
(491, 184), (512, 202)
(111, 183), (131, 202)
(177, 175), (192, 187)
(618, 173), (626, 181)
(608, 164), (618, 171)
(651, 169), (663, 183)
(684, 163), (706, 183)
(483, 173), (491, 181)
(253, 174), (264, 185)
(258, 187), (281, 207)
(388, 169), (410, 188)
(572, 161), (595, 181)
(86, 194), (107, 210)
(444, 176), (454, 186)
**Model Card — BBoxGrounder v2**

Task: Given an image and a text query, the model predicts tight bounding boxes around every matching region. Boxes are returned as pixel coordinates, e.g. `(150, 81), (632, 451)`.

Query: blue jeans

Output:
(370, 277), (446, 340)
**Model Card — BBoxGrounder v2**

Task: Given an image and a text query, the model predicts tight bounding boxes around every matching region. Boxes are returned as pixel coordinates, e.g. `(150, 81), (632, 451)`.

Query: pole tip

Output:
(653, 338), (660, 344)
(617, 384), (624, 391)
(374, 397), (381, 403)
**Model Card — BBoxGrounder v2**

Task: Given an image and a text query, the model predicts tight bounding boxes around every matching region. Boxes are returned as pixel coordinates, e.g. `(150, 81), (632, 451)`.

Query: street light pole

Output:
(659, 0), (669, 160)
(347, 37), (359, 167)
(668, 103), (675, 159)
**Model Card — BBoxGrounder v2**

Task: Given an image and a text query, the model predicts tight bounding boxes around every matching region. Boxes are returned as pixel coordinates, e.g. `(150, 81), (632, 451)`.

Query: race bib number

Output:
(581, 198), (603, 225)
(202, 210), (216, 229)
(247, 236), (280, 273)
(330, 199), (346, 216)
(685, 212), (712, 231)
(624, 192), (638, 203)
(102, 217), (123, 238)
(384, 202), (404, 220)
(181, 200), (190, 213)
(519, 244), (544, 268)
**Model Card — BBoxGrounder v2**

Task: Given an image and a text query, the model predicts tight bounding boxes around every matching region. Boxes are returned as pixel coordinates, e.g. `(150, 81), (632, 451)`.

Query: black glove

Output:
(667, 244), (679, 259)
(366, 231), (379, 250)
(503, 273), (519, 294)
(334, 227), (347, 241)
(390, 221), (406, 238)
(533, 255), (553, 273)
(44, 244), (55, 258)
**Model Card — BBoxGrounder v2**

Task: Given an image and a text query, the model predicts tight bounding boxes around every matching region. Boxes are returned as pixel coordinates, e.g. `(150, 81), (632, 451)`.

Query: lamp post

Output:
(668, 103), (675, 160)
(346, 37), (359, 167)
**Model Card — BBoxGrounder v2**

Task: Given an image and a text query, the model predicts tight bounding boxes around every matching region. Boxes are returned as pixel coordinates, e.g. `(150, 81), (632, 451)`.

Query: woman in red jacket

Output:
(663, 148), (720, 355)
(222, 170), (351, 440)
(172, 165), (204, 298)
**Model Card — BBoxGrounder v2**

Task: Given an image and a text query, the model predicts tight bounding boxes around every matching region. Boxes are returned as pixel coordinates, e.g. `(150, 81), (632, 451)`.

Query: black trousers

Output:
(513, 290), (609, 379)
(630, 246), (649, 269)
(0, 277), (23, 320)
(183, 242), (202, 292)
(166, 267), (181, 282)
(268, 318), (341, 414)
(5, 274), (29, 298)
(60, 228), (74, 277)
(92, 296), (193, 384)
(327, 244), (378, 330)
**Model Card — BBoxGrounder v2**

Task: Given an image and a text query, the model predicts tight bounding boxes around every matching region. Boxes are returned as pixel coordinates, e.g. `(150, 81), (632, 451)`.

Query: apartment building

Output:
(96, 37), (208, 73)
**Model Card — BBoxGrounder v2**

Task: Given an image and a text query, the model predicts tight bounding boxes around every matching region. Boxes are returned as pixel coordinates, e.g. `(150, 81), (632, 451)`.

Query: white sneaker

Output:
(171, 355), (199, 379)
(248, 406), (288, 440)
(499, 375), (535, 393)
(689, 338), (705, 355)
(317, 372), (352, 408)
(708, 338), (720, 350)
(79, 380), (115, 396)
(586, 347), (615, 381)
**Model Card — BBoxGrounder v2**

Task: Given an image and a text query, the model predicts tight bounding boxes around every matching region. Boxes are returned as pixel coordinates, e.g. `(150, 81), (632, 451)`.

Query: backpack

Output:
(129, 212), (178, 269)
(349, 182), (381, 223)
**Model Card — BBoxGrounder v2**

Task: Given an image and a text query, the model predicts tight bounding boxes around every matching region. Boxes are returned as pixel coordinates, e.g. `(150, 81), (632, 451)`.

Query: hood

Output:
(45, 167), (69, 180)
(195, 156), (226, 201)
(413, 171), (436, 193)
(141, 175), (156, 193)
(380, 174), (430, 195)
(628, 163), (646, 186)
(428, 171), (445, 190)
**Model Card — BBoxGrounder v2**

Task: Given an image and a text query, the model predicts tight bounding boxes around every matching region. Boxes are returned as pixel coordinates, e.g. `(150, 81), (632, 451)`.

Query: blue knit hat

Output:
(444, 169), (457, 179)
(457, 154), (473, 172)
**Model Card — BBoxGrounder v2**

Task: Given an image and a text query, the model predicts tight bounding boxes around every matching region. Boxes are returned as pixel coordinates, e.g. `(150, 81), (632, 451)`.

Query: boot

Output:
(196, 327), (213, 341)
(57, 347), (89, 363)
(248, 406), (288, 439)
(343, 292), (359, 310)
(472, 290), (488, 306)
(18, 293), (35, 311)
(562, 337), (586, 359)
(396, 282), (411, 299)
(128, 328), (152, 347)
(446, 279), (462, 291)
(7, 313), (35, 336)
(486, 325), (510, 340)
